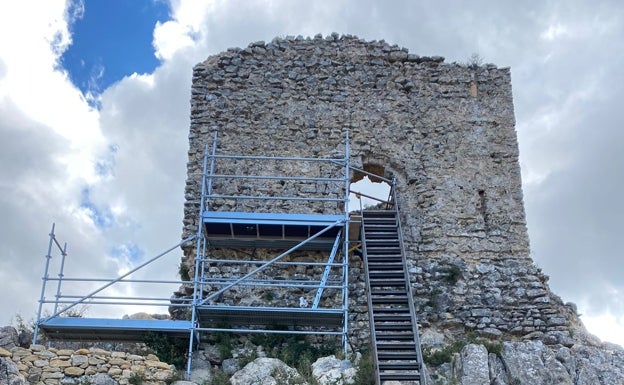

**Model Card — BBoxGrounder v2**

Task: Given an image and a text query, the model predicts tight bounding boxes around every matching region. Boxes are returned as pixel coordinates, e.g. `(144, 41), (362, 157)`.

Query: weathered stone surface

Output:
(91, 373), (119, 385)
(33, 359), (49, 367)
(29, 344), (44, 352)
(63, 366), (85, 376)
(568, 343), (624, 385)
(108, 367), (122, 376)
(453, 344), (489, 385)
(50, 358), (72, 368)
(230, 357), (305, 385)
(0, 346), (12, 357)
(189, 366), (211, 384)
(55, 349), (74, 357)
(70, 354), (89, 366)
(0, 327), (19, 350)
(500, 341), (572, 385)
(0, 357), (27, 385)
(0, 344), (178, 385)
(145, 353), (159, 361)
(222, 357), (239, 374)
(488, 353), (508, 385)
(312, 355), (355, 385)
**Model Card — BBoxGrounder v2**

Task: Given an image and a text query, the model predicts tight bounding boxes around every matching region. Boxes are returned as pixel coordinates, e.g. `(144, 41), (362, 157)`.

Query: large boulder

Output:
(230, 357), (306, 385)
(557, 343), (624, 385)
(500, 341), (572, 385)
(453, 344), (489, 385)
(0, 326), (18, 349)
(312, 355), (356, 385)
(189, 351), (212, 384)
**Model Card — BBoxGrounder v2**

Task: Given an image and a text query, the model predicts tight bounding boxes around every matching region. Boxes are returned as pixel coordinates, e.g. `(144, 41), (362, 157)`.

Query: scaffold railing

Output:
(34, 129), (353, 380)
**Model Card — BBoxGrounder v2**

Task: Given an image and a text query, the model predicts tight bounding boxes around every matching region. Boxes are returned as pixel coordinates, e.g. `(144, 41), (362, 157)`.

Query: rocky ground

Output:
(2, 323), (624, 385)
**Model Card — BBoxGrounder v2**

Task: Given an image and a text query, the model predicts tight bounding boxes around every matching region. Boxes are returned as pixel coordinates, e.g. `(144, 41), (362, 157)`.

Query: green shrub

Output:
(422, 340), (466, 366)
(442, 266), (462, 285)
(207, 370), (231, 385)
(238, 349), (259, 368)
(179, 263), (191, 281)
(128, 371), (145, 385)
(262, 290), (275, 301)
(425, 288), (442, 309)
(144, 332), (188, 369)
(215, 332), (233, 359)
(482, 339), (504, 356)
(423, 335), (505, 366)
(250, 333), (337, 382)
(353, 350), (375, 385)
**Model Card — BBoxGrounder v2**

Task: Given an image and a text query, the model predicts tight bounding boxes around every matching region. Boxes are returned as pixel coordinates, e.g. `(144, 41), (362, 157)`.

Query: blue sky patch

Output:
(61, 0), (169, 96)
(111, 242), (144, 263)
(95, 144), (119, 178)
(80, 187), (114, 229)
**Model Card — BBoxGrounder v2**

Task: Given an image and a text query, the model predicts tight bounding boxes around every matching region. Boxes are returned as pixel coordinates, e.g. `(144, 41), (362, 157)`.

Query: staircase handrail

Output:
(359, 212), (381, 385)
(391, 178), (427, 384)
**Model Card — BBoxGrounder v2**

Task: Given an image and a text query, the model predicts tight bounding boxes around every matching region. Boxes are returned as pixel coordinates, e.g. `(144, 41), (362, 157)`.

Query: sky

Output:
(0, 0), (622, 346)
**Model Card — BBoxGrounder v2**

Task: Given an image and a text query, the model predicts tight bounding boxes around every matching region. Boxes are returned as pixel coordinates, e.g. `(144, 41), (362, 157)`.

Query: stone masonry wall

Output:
(0, 345), (175, 385)
(181, 34), (579, 346)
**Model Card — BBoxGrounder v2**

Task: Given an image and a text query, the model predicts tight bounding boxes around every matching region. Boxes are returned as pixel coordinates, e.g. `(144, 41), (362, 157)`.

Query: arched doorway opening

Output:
(349, 163), (392, 212)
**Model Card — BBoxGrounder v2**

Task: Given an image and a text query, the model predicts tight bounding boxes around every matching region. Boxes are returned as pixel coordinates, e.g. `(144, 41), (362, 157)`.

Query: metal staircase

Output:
(361, 209), (426, 385)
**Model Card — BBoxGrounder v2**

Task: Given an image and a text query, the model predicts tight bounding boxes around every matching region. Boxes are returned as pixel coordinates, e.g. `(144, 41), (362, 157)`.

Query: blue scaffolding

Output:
(34, 130), (352, 378)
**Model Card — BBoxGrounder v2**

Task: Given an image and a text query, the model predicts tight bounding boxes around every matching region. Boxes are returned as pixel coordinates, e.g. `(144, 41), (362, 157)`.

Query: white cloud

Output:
(1, 0), (624, 347)
(153, 20), (197, 60)
(0, 0), (127, 322)
(540, 23), (568, 41)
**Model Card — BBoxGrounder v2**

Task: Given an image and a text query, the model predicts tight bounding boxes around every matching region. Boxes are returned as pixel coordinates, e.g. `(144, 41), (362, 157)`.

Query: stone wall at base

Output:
(0, 345), (175, 385)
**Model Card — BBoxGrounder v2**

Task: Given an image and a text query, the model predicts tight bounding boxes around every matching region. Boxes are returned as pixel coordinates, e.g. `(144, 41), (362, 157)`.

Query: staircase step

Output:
(366, 246), (401, 250)
(363, 223), (396, 228)
(368, 262), (404, 268)
(366, 233), (399, 242)
(372, 298), (408, 306)
(375, 324), (413, 331)
(374, 314), (412, 322)
(369, 272), (404, 279)
(363, 215), (395, 220)
(375, 332), (415, 341)
(378, 362), (420, 370)
(369, 280), (405, 287)
(365, 242), (400, 248)
(364, 231), (398, 237)
(367, 255), (403, 262)
(362, 210), (396, 215)
(371, 290), (407, 296)
(379, 372), (421, 381)
(366, 250), (402, 256)
(378, 352), (419, 360)
(376, 342), (417, 350)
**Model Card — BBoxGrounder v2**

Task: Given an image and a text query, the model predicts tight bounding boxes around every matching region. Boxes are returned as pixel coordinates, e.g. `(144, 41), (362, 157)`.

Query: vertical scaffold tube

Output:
(53, 242), (68, 316)
(34, 223), (56, 344)
(187, 130), (218, 379)
(343, 130), (350, 356)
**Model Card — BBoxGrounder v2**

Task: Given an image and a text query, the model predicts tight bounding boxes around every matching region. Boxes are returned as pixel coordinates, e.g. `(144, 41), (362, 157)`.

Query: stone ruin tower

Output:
(178, 34), (582, 381)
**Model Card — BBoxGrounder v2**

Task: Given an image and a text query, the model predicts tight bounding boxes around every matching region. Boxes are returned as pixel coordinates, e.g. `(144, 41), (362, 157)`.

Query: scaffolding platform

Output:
(203, 212), (344, 250)
(39, 318), (193, 341)
(34, 130), (352, 378)
(197, 306), (343, 328)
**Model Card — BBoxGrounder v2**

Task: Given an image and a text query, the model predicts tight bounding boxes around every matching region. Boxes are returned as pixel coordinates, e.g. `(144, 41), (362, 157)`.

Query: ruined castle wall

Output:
(182, 34), (578, 345)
